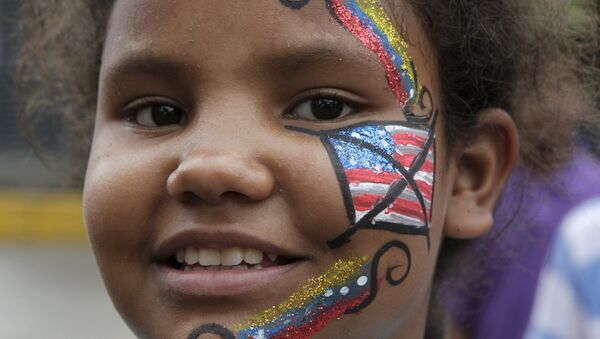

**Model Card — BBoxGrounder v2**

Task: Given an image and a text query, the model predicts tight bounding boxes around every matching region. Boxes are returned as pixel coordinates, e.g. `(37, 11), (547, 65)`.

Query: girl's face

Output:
(85, 0), (452, 338)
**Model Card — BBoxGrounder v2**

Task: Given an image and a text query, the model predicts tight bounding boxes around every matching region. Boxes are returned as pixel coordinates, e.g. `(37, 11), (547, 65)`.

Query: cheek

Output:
(265, 119), (438, 337)
(82, 140), (170, 272)
(270, 134), (353, 245)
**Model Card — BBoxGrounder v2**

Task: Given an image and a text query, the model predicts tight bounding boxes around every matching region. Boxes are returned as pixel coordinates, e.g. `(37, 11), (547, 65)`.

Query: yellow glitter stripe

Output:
(236, 256), (368, 330)
(355, 0), (420, 97)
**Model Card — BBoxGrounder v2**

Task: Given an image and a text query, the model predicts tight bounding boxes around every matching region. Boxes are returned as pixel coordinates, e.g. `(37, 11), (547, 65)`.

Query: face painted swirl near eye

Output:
(326, 0), (428, 123)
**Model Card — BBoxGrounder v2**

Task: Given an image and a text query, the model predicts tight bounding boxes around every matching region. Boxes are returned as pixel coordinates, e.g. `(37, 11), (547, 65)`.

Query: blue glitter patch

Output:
(329, 125), (396, 171)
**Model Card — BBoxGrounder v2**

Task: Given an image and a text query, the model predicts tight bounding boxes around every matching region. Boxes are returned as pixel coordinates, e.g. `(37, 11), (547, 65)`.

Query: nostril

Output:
(179, 191), (198, 204)
(166, 154), (276, 205)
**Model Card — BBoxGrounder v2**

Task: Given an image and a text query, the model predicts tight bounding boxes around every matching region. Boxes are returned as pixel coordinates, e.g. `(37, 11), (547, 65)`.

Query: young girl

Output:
(16, 0), (597, 338)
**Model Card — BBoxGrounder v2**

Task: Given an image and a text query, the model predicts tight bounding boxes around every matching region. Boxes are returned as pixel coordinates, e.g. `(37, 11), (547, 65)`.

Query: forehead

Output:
(103, 0), (423, 75)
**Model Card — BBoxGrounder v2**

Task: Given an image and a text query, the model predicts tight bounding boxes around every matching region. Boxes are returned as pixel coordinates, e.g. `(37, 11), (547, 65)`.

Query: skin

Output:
(83, 0), (518, 338)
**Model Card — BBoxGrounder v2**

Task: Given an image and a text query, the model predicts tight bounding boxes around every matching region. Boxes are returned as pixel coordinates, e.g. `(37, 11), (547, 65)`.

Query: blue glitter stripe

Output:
(238, 284), (368, 338)
(345, 0), (416, 97)
(239, 298), (338, 337)
(237, 265), (372, 338)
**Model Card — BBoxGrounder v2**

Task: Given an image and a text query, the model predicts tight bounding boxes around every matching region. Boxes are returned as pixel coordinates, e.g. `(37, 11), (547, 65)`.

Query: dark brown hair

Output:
(14, 1), (599, 337)
(15, 0), (599, 186)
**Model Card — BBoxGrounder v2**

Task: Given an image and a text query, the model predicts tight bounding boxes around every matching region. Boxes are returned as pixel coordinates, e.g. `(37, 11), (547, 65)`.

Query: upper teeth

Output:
(175, 247), (276, 266)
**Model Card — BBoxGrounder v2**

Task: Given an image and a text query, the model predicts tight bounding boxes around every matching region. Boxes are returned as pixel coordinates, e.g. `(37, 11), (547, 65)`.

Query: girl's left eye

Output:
(289, 98), (354, 121)
(129, 104), (187, 127)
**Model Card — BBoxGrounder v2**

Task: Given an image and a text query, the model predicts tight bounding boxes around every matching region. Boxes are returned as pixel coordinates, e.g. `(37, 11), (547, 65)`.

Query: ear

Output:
(444, 108), (519, 239)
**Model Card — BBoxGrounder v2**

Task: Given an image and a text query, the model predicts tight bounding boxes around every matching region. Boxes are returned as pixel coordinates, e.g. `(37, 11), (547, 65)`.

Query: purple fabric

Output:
(441, 148), (600, 339)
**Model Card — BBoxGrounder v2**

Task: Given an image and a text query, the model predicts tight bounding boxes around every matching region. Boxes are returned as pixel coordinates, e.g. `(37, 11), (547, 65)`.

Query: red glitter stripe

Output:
(346, 169), (433, 201)
(329, 0), (410, 107)
(385, 198), (427, 223)
(393, 153), (434, 173)
(391, 133), (427, 148)
(270, 291), (371, 339)
(353, 193), (385, 211)
(346, 169), (402, 185)
(353, 194), (427, 222)
(416, 181), (433, 201)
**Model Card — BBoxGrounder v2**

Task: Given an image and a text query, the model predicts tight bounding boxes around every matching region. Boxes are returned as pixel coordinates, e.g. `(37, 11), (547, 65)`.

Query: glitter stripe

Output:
(328, 0), (411, 107)
(391, 133), (428, 147)
(348, 0), (418, 100)
(270, 291), (370, 339)
(236, 257), (368, 331)
(346, 170), (433, 200)
(394, 154), (434, 173)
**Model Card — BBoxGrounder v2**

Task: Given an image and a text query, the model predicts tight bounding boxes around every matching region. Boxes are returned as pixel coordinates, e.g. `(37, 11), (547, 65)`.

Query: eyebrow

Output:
(259, 45), (381, 76)
(101, 52), (197, 85)
(101, 43), (382, 86)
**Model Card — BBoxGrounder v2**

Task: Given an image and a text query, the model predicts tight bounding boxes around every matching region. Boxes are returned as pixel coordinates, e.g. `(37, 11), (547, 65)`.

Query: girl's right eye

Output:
(127, 104), (187, 127)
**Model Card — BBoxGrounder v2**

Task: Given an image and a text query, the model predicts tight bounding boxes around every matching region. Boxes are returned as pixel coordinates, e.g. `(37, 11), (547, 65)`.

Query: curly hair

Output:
(15, 0), (599, 186)
(14, 1), (600, 336)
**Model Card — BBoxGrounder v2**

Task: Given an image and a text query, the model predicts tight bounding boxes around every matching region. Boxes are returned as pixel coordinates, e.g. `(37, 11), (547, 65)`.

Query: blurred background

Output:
(0, 1), (134, 338)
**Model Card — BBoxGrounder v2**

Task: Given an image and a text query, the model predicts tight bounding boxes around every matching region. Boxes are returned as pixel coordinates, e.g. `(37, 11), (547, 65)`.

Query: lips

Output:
(153, 230), (307, 297)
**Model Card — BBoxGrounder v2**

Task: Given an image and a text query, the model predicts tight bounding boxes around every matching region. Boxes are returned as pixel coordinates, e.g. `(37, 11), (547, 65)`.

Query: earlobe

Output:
(444, 108), (519, 239)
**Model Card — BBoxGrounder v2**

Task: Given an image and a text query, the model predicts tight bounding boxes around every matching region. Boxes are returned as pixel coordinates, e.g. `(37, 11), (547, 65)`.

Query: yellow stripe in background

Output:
(0, 190), (86, 241)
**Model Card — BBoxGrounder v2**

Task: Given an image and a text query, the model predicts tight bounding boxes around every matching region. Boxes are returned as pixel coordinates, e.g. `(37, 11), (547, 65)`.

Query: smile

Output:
(153, 231), (307, 298)
(172, 247), (294, 271)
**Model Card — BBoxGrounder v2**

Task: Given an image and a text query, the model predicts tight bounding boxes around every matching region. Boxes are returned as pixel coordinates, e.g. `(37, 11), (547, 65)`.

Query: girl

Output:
(16, 0), (598, 338)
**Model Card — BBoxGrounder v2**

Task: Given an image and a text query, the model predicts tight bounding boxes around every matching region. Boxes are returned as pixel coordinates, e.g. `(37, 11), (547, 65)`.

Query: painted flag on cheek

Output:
(322, 122), (435, 232)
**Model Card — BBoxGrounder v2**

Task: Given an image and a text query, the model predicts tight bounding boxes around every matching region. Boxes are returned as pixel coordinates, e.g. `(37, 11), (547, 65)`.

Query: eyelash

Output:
(121, 98), (188, 128)
(284, 90), (363, 121)
(119, 90), (364, 129)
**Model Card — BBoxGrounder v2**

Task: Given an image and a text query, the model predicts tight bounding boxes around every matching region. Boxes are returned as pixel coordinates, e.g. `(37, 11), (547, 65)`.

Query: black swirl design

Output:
(345, 240), (411, 314)
(187, 323), (236, 339)
(280, 0), (312, 9)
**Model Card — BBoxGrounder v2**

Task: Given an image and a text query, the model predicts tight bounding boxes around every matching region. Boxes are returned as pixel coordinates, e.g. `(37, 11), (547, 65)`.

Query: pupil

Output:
(310, 99), (344, 120)
(151, 105), (182, 126)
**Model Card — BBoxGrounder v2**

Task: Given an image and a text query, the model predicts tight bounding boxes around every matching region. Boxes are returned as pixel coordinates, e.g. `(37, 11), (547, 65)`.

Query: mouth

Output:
(153, 231), (308, 298)
(165, 246), (297, 271)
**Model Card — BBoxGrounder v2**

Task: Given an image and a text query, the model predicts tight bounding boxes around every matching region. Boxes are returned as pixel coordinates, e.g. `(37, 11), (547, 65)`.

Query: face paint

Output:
(279, 0), (437, 332)
(288, 116), (436, 248)
(279, 0), (312, 9)
(187, 323), (236, 339)
(326, 0), (422, 117)
(236, 257), (371, 338)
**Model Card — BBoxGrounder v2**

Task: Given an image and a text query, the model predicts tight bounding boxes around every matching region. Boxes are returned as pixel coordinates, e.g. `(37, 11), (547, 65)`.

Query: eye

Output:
(129, 104), (187, 127)
(289, 97), (355, 121)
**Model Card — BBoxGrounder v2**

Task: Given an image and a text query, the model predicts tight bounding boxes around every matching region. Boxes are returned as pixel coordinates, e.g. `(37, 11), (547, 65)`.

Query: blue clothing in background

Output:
(526, 197), (600, 339)
(441, 148), (600, 339)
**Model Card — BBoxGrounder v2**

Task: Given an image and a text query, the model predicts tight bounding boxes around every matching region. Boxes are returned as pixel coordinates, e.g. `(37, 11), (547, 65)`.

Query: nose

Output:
(167, 151), (275, 205)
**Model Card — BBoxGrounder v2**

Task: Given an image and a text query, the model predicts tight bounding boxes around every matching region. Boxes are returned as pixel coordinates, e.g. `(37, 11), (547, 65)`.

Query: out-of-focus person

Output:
(525, 197), (600, 339)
